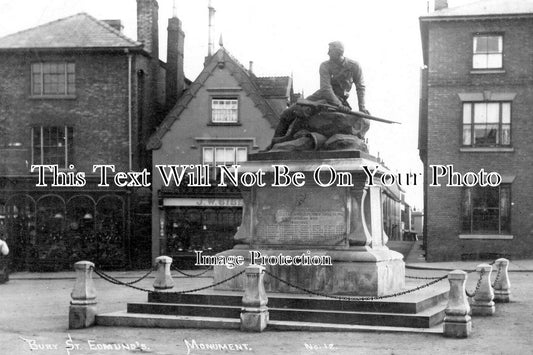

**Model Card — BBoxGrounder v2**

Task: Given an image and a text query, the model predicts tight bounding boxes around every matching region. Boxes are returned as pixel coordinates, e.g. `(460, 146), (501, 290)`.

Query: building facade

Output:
(419, 0), (533, 260)
(147, 47), (295, 265)
(0, 0), (183, 270)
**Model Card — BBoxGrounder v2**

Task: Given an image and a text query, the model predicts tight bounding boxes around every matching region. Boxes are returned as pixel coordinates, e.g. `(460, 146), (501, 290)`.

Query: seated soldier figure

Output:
(269, 41), (370, 151)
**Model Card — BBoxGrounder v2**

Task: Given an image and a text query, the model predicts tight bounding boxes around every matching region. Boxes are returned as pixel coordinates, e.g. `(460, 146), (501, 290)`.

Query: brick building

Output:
(147, 46), (295, 264)
(0, 0), (186, 270)
(419, 0), (533, 260)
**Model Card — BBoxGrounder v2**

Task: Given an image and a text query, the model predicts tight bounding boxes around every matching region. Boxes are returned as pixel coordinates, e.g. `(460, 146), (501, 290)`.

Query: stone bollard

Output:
(240, 265), (269, 332)
(493, 258), (511, 303)
(471, 263), (495, 316)
(444, 270), (471, 338)
(69, 261), (97, 329)
(153, 256), (175, 290)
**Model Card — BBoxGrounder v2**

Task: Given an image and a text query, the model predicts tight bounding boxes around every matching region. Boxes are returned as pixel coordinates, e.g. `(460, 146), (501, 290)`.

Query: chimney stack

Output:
(166, 16), (185, 110)
(102, 20), (123, 32)
(249, 61), (254, 74)
(434, 0), (448, 11)
(208, 0), (215, 57)
(137, 0), (159, 57)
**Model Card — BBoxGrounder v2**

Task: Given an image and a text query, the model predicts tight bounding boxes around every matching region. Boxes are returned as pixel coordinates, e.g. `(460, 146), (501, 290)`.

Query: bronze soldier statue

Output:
(268, 41), (387, 152)
(307, 41), (369, 114)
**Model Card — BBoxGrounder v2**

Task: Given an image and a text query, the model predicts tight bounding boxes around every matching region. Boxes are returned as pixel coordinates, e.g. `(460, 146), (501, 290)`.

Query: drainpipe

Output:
(126, 49), (133, 268)
(126, 50), (133, 171)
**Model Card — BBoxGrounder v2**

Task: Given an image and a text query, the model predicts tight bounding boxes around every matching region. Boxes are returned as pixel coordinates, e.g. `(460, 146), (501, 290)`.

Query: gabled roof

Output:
(0, 13), (142, 50)
(254, 76), (292, 98)
(421, 0), (533, 20)
(147, 48), (289, 150)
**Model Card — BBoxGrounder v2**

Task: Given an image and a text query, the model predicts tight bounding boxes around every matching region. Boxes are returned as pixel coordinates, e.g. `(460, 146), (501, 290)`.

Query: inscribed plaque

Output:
(253, 187), (347, 246)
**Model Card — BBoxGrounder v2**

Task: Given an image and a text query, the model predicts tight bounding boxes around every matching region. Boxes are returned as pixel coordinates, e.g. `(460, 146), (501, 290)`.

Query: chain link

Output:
(171, 264), (213, 278)
(93, 267), (244, 294)
(166, 270), (245, 294)
(405, 274), (445, 280)
(263, 269), (447, 301)
(492, 263), (502, 288)
(120, 267), (156, 285)
(93, 268), (155, 292)
(466, 268), (485, 298)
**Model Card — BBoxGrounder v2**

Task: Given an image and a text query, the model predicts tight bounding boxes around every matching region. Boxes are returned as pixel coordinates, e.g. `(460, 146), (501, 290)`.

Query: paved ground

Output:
(1, 258), (532, 355)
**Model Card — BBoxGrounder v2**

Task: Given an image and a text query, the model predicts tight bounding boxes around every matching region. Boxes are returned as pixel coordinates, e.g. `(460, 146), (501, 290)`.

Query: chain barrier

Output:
(465, 268), (485, 298)
(405, 274), (445, 280)
(92, 267), (244, 294)
(171, 264), (213, 278)
(92, 257), (504, 299)
(491, 263), (502, 288)
(263, 269), (447, 302)
(120, 267), (156, 285)
(93, 267), (154, 292)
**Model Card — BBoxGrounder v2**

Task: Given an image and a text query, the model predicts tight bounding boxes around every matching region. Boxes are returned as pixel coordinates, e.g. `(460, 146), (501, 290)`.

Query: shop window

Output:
(165, 207), (240, 258)
(66, 196), (96, 261)
(95, 195), (126, 268)
(5, 195), (36, 270)
(35, 195), (67, 270)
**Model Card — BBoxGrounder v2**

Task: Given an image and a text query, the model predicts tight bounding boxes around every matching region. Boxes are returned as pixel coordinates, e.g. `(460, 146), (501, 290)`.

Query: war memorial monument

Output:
(93, 42), (464, 335)
(212, 41), (405, 296)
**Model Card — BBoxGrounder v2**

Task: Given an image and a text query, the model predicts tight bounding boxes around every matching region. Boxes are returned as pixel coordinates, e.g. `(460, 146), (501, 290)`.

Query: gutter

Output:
(419, 12), (533, 22)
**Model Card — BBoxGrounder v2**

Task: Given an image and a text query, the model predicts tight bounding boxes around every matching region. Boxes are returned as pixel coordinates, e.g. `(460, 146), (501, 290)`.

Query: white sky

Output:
(0, 0), (480, 209)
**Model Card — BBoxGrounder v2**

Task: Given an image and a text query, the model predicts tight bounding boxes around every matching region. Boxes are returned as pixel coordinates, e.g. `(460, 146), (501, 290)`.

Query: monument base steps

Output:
(97, 282), (449, 333)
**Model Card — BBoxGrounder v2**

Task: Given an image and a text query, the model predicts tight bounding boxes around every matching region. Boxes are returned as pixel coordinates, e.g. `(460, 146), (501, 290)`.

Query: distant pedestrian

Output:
(0, 238), (9, 283)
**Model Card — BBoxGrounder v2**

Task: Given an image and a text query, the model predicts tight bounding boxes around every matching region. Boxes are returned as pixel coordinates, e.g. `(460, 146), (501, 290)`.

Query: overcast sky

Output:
(0, 0), (480, 209)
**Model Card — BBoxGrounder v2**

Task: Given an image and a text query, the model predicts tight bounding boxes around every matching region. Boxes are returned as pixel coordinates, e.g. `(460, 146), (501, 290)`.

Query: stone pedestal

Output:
(153, 256), (175, 290)
(444, 270), (471, 338)
(240, 265), (269, 332)
(214, 151), (405, 296)
(493, 258), (511, 303)
(69, 261), (97, 329)
(471, 263), (495, 316)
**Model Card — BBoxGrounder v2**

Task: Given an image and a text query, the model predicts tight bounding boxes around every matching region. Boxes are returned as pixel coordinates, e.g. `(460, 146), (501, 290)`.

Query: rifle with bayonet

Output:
(267, 99), (400, 149)
(296, 99), (401, 124)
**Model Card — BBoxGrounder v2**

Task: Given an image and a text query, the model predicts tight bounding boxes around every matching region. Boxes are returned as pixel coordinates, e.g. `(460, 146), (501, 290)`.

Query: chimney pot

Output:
(249, 61), (254, 73)
(434, 0), (448, 11)
(102, 19), (123, 32)
(208, 1), (216, 56)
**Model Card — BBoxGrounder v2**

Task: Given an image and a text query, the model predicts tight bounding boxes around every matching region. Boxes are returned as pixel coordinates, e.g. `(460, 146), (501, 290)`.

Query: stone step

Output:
(148, 287), (448, 314)
(96, 311), (444, 334)
(126, 301), (447, 328)
(96, 311), (240, 329)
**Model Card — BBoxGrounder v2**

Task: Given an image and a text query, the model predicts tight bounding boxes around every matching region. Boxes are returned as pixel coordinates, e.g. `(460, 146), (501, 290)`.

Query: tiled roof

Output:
(217, 50), (291, 97)
(254, 76), (291, 97)
(147, 48), (287, 150)
(423, 0), (533, 18)
(0, 13), (141, 49)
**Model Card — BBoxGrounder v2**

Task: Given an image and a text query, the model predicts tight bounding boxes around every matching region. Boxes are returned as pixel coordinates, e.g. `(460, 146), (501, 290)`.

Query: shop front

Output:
(158, 186), (242, 268)
(0, 177), (131, 271)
